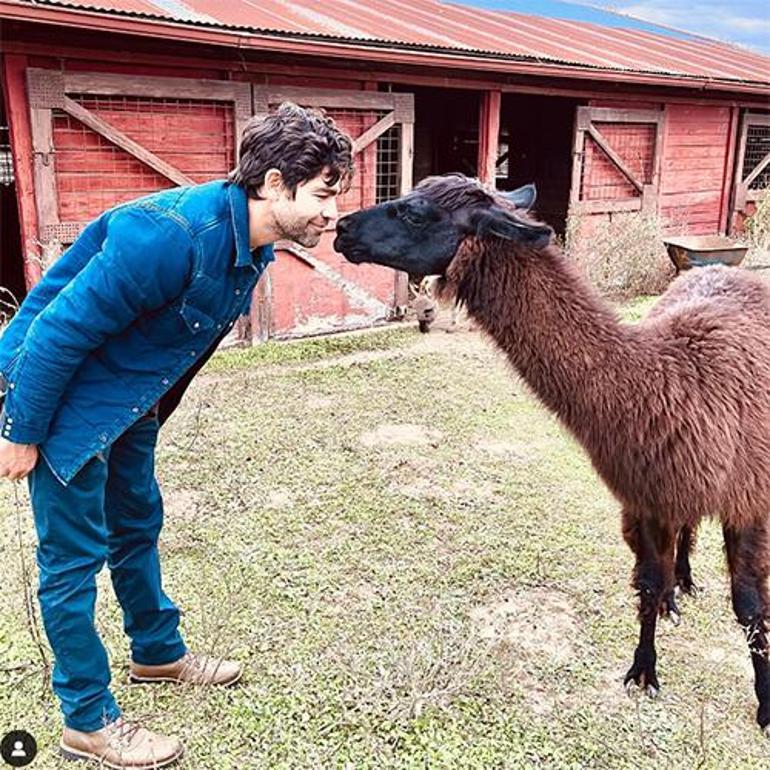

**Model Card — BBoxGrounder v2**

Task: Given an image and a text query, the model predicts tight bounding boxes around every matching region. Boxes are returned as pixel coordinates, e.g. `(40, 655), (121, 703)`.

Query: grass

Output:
(1, 299), (769, 769)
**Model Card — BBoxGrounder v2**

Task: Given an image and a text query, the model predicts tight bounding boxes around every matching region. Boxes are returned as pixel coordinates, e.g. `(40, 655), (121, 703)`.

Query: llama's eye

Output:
(387, 206), (398, 219)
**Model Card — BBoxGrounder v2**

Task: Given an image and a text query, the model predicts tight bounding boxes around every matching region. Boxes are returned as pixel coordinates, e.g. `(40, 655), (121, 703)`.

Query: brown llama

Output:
(333, 173), (770, 735)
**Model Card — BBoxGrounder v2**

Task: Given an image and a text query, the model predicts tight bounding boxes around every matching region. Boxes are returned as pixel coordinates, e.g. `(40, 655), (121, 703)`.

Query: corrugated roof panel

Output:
(15, 0), (770, 86)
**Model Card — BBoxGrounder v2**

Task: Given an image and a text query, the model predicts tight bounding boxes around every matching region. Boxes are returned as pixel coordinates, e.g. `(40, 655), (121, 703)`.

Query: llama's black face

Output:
(333, 174), (552, 276)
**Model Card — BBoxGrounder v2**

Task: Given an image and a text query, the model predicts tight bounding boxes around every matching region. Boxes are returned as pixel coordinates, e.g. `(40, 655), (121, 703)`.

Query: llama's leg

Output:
(723, 523), (770, 734)
(622, 509), (676, 697)
(659, 524), (699, 626)
(674, 524), (699, 596)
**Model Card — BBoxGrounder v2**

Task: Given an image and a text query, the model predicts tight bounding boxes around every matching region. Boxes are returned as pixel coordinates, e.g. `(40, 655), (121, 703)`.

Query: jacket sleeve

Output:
(1, 205), (194, 445)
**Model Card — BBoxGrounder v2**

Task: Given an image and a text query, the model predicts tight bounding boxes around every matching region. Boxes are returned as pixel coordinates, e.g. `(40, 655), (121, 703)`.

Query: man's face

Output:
(272, 170), (342, 248)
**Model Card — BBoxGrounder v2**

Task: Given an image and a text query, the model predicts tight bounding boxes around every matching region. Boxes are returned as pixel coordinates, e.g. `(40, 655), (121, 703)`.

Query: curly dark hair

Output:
(228, 102), (355, 199)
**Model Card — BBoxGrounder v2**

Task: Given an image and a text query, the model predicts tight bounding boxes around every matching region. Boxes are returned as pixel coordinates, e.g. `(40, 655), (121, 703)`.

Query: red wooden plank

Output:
(2, 54), (42, 287)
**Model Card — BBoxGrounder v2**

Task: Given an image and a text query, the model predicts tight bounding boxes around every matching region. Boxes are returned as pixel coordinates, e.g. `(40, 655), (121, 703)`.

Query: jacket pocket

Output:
(179, 300), (215, 334)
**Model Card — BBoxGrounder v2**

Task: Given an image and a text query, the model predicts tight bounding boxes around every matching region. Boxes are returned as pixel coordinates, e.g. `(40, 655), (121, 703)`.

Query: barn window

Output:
(742, 122), (770, 191)
(376, 120), (400, 203)
(0, 123), (13, 186)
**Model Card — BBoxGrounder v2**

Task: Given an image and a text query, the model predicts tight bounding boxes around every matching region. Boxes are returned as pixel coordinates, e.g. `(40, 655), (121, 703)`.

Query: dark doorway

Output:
(0, 82), (26, 311)
(498, 93), (582, 235)
(389, 85), (481, 184)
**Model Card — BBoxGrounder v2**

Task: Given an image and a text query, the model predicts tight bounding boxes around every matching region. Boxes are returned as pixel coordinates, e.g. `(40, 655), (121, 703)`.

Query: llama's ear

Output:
(502, 183), (537, 211)
(472, 206), (553, 247)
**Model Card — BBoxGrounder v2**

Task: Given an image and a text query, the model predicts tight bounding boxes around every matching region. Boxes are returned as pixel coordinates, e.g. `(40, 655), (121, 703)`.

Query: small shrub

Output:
(744, 189), (770, 268)
(565, 208), (676, 298)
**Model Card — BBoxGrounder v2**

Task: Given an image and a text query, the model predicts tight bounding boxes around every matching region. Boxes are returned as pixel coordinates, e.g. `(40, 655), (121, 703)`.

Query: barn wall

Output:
(5, 47), (399, 339)
(659, 104), (733, 234)
(585, 98), (734, 235)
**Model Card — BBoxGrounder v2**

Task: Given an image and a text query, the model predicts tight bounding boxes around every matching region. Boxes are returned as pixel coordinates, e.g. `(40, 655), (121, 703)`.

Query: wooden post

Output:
(394, 119), (414, 309)
(477, 90), (501, 187)
(720, 106), (739, 235)
(1, 54), (42, 288)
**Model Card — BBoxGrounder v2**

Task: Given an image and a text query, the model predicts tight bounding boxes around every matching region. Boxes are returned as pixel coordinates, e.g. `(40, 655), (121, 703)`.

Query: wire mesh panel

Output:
(743, 124), (770, 190)
(52, 95), (235, 222)
(0, 123), (13, 186)
(376, 122), (400, 203)
(580, 122), (655, 201)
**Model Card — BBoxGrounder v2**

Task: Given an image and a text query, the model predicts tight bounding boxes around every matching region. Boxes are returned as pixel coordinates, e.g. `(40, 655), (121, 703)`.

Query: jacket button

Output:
(99, 433), (108, 443)
(190, 351), (196, 357)
(131, 407), (139, 413)
(162, 378), (170, 386)
(235, 289), (241, 295)
(193, 322), (200, 329)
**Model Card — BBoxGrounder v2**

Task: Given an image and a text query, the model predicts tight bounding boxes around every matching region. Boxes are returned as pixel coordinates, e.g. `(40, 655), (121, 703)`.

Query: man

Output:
(0, 102), (353, 768)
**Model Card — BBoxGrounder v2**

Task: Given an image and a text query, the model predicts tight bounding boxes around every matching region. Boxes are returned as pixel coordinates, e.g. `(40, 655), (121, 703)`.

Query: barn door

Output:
(250, 85), (414, 340)
(731, 111), (770, 230)
(570, 106), (664, 214)
(25, 68), (250, 265)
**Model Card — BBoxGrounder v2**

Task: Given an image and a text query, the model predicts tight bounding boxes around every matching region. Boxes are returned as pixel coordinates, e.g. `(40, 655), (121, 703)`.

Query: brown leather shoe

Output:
(129, 650), (242, 687)
(60, 716), (183, 769)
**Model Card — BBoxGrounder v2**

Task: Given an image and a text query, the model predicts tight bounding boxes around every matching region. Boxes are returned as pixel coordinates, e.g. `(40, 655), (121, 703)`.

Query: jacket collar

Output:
(227, 182), (276, 269)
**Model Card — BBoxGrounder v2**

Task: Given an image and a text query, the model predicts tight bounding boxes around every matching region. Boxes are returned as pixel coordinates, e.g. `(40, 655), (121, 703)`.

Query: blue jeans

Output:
(28, 414), (187, 732)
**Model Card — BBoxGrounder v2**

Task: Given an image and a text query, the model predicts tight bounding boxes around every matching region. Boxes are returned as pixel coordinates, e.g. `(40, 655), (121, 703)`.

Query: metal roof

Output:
(8, 0), (770, 87)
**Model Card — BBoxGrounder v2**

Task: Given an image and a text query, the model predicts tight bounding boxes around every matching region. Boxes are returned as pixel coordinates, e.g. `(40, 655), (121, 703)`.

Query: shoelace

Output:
(107, 718), (143, 750)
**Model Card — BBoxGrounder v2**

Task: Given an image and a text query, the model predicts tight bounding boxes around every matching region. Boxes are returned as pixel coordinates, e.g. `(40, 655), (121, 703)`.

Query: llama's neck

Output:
(455, 241), (636, 440)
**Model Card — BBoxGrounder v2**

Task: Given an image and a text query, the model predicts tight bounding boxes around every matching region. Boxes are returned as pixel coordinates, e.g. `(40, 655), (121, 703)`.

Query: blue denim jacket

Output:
(0, 180), (274, 485)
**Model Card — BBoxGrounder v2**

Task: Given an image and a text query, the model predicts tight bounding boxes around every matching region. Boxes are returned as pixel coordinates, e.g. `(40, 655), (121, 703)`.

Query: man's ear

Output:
(259, 168), (284, 201)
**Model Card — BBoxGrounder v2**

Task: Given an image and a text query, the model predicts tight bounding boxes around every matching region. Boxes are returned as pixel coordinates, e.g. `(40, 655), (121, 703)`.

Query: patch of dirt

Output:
(473, 438), (540, 463)
(471, 588), (581, 666)
(360, 423), (443, 448)
(395, 476), (496, 503)
(162, 488), (204, 524)
(264, 488), (295, 510)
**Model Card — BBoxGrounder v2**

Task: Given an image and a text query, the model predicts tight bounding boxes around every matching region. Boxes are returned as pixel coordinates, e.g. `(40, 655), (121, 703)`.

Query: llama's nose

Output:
(336, 217), (352, 235)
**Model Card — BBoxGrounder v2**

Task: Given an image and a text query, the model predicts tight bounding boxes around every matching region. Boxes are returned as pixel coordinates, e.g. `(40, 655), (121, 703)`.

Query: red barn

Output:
(1, 0), (769, 339)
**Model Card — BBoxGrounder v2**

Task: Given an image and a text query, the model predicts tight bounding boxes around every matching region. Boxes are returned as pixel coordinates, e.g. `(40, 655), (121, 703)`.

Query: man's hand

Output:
(0, 438), (38, 481)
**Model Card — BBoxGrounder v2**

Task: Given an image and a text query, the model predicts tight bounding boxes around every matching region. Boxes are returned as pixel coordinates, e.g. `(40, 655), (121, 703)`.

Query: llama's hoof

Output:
(624, 659), (660, 698)
(624, 679), (660, 699)
(660, 593), (681, 625)
(675, 579), (700, 598)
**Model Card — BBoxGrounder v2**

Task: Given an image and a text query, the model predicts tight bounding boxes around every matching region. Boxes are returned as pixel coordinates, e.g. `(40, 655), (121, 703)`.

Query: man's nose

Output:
(322, 196), (339, 222)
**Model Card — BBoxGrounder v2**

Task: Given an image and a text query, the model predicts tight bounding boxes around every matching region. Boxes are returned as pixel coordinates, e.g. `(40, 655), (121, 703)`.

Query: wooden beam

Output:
(569, 108), (585, 207)
(61, 96), (194, 186)
(477, 90), (501, 187)
(28, 106), (60, 251)
(571, 198), (643, 214)
(61, 70), (247, 102)
(720, 105), (739, 234)
(2, 54), (43, 287)
(743, 149), (770, 189)
(253, 85), (402, 112)
(732, 112), (751, 214)
(251, 268), (273, 343)
(395, 120), (414, 309)
(586, 123), (644, 193)
(8, 39), (770, 108)
(353, 111), (395, 154)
